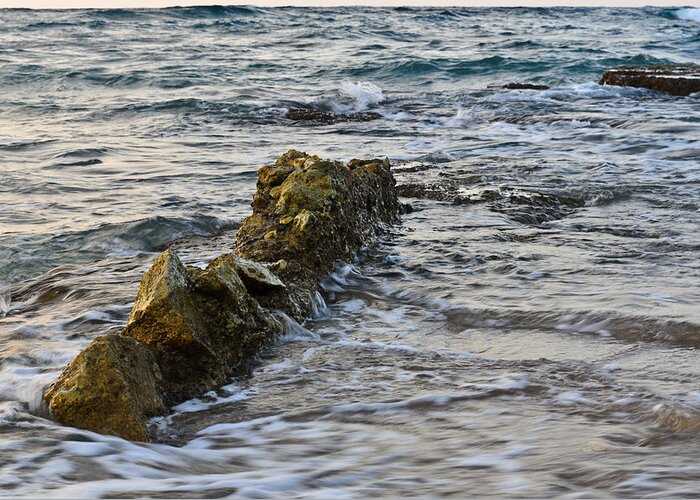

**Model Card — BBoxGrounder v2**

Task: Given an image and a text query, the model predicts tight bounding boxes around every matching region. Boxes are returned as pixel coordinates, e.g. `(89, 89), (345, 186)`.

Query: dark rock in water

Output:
(45, 150), (401, 441)
(56, 158), (103, 167)
(599, 66), (700, 96)
(44, 335), (165, 442)
(502, 83), (550, 90)
(398, 179), (583, 226)
(285, 108), (382, 124)
(397, 182), (458, 202)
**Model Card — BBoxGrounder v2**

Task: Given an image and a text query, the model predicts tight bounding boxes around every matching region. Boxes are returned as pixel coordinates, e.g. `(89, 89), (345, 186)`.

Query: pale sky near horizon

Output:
(2, 0), (699, 9)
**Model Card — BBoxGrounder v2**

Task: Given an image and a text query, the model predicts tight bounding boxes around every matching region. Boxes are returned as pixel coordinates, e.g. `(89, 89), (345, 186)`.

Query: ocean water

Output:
(1, 5), (700, 498)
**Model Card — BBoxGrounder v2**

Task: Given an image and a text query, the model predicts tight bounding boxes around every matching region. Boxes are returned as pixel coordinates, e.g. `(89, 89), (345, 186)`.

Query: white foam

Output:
(340, 81), (384, 112)
(675, 8), (700, 23)
(275, 311), (319, 341)
(555, 391), (594, 406)
(311, 291), (328, 318)
(170, 383), (258, 415)
(0, 287), (10, 318)
(441, 107), (471, 127)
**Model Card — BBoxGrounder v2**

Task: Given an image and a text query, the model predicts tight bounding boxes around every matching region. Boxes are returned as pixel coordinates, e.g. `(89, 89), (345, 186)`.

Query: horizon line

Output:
(2, 2), (697, 10)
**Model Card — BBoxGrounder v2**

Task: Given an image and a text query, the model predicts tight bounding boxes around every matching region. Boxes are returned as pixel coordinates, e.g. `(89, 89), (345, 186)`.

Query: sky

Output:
(2, 0), (698, 8)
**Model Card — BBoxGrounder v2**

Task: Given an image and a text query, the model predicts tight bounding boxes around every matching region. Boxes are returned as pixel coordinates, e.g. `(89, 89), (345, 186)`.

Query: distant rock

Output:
(599, 66), (700, 96)
(397, 181), (584, 226)
(285, 108), (381, 124)
(502, 83), (550, 90)
(45, 150), (401, 441)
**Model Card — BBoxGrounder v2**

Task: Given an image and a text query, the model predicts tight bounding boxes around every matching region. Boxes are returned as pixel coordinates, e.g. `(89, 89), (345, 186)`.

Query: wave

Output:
(46, 214), (236, 256)
(108, 98), (249, 116)
(163, 5), (264, 19)
(346, 56), (552, 79)
(0, 215), (237, 286)
(674, 8), (700, 23)
(0, 139), (57, 151)
(338, 81), (384, 112)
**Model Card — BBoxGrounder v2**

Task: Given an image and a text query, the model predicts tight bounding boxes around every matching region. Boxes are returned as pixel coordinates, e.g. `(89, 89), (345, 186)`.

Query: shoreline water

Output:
(1, 5), (700, 497)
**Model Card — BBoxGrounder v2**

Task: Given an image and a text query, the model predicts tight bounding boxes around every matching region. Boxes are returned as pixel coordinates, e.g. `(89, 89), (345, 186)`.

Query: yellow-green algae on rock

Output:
(44, 150), (400, 441)
(44, 335), (165, 442)
(236, 150), (401, 287)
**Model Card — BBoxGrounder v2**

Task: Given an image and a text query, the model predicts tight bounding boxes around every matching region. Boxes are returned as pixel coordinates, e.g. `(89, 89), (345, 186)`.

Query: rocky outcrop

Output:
(236, 150), (401, 320)
(599, 66), (700, 96)
(286, 108), (382, 124)
(44, 150), (400, 441)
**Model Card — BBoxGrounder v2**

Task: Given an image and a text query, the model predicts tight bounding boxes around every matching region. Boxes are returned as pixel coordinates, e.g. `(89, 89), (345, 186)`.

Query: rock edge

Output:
(599, 65), (700, 96)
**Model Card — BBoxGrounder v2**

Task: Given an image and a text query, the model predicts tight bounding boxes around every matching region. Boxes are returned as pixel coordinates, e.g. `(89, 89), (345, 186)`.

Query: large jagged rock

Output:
(599, 66), (700, 96)
(45, 150), (400, 441)
(122, 250), (277, 402)
(44, 335), (165, 441)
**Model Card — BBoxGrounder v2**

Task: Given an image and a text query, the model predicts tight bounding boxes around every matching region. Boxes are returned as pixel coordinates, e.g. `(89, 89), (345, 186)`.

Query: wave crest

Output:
(674, 8), (700, 23)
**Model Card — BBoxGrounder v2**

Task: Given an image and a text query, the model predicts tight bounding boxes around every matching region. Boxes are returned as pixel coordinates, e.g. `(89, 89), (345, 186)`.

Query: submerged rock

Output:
(44, 335), (165, 442)
(599, 66), (700, 96)
(45, 150), (400, 441)
(398, 180), (583, 226)
(285, 108), (382, 124)
(502, 83), (550, 90)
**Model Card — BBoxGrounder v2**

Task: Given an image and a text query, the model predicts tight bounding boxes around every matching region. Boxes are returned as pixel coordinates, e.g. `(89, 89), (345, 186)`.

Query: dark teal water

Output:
(1, 6), (700, 498)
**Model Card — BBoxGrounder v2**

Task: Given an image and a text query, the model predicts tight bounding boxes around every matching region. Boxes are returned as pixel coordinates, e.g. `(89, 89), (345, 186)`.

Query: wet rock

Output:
(482, 190), (583, 225)
(503, 83), (550, 90)
(123, 250), (276, 402)
(285, 108), (382, 124)
(236, 150), (401, 285)
(44, 335), (165, 442)
(45, 150), (400, 441)
(397, 182), (458, 202)
(222, 253), (286, 293)
(397, 179), (583, 226)
(599, 66), (700, 96)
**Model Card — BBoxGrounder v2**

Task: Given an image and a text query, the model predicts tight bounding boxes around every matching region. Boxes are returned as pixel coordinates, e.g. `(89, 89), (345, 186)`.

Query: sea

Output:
(1, 5), (699, 498)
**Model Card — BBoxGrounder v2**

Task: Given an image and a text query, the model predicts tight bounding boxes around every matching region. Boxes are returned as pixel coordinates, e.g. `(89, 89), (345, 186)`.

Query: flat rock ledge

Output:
(599, 65), (700, 96)
(44, 150), (401, 441)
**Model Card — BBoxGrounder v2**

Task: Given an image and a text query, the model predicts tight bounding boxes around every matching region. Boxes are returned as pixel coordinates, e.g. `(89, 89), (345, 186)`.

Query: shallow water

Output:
(1, 6), (700, 498)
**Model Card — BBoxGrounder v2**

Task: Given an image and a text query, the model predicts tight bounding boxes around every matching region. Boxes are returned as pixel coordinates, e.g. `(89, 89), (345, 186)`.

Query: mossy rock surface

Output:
(236, 149), (401, 283)
(44, 150), (401, 441)
(123, 249), (276, 402)
(44, 335), (165, 442)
